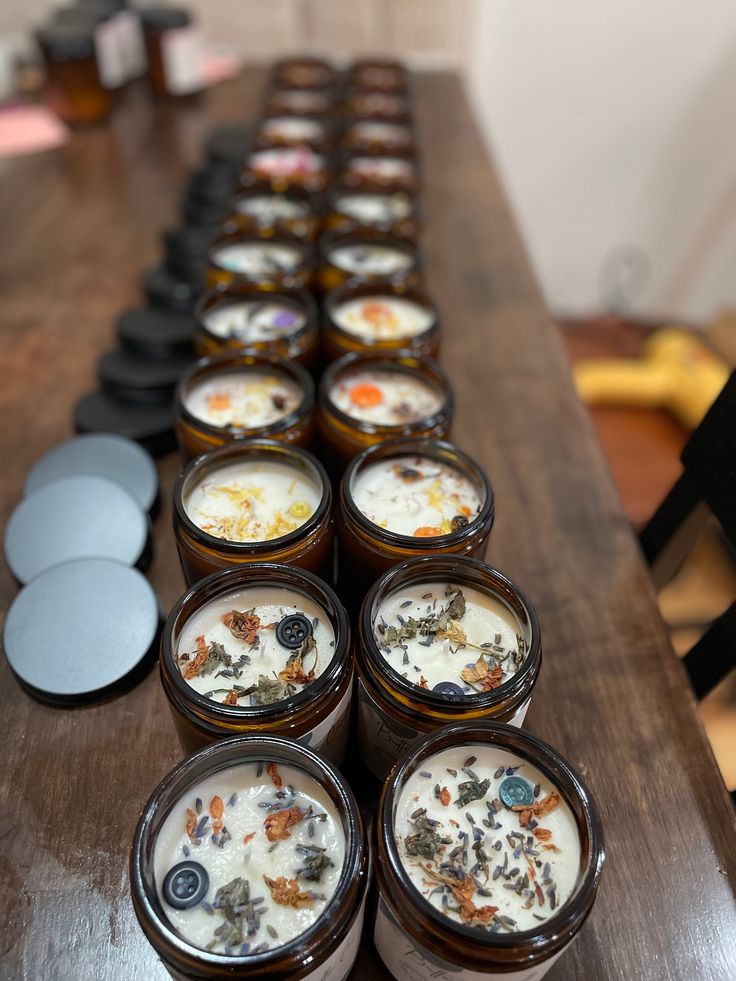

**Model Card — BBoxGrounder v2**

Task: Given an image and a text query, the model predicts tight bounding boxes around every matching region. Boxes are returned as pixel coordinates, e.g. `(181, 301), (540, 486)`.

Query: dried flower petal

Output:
(439, 786), (451, 807)
(266, 763), (282, 788)
(264, 806), (305, 842)
(210, 796), (224, 820)
(223, 609), (260, 644)
(264, 875), (315, 908)
(532, 794), (560, 817)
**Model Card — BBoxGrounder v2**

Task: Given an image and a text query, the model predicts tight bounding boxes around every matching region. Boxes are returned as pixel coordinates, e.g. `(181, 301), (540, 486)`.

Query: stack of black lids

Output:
(3, 435), (162, 705)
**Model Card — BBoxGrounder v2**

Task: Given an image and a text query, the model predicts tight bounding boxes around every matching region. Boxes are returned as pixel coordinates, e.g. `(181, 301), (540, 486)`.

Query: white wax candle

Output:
(273, 90), (328, 112)
(354, 92), (407, 116)
(394, 744), (580, 932)
(260, 116), (325, 143)
(347, 156), (414, 182)
(204, 301), (307, 343)
(352, 455), (482, 537)
(176, 586), (335, 706)
(329, 368), (443, 426)
(234, 195), (311, 223)
(349, 122), (411, 146)
(184, 372), (303, 430)
(212, 242), (304, 278)
(153, 761), (345, 954)
(374, 582), (525, 693)
(332, 296), (431, 339)
(328, 244), (413, 278)
(334, 192), (413, 224)
(185, 461), (322, 542)
(249, 147), (324, 178)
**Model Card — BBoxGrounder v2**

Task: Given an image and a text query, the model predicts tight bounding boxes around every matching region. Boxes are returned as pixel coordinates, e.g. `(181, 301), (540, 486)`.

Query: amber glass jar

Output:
(174, 439), (334, 585)
(339, 149), (418, 192)
(344, 89), (411, 123)
(373, 722), (604, 979)
(337, 437), (494, 603)
(317, 230), (421, 294)
(226, 184), (320, 241)
(322, 281), (439, 363)
(141, 6), (203, 97)
(324, 187), (419, 241)
(36, 25), (110, 125)
(342, 119), (415, 156)
(206, 229), (314, 290)
(174, 354), (316, 462)
(255, 112), (334, 153)
(131, 734), (370, 981)
(194, 284), (320, 368)
(318, 353), (453, 473)
(160, 563), (353, 760)
(355, 555), (541, 779)
(242, 143), (332, 195)
(271, 57), (339, 91)
(348, 59), (408, 94)
(264, 86), (334, 117)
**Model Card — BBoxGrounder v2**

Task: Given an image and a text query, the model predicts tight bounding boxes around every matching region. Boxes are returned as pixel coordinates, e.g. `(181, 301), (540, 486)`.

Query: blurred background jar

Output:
(140, 5), (204, 97)
(36, 23), (110, 124)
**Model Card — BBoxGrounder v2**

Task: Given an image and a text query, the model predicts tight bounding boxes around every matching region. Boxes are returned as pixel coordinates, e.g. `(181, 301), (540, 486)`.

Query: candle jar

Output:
(339, 150), (418, 192)
(325, 187), (419, 241)
(141, 6), (204, 97)
(372, 721), (604, 980)
(255, 113), (333, 153)
(174, 440), (334, 585)
(174, 355), (316, 463)
(344, 89), (411, 124)
(317, 231), (421, 294)
(349, 59), (408, 94)
(160, 563), (353, 761)
(206, 230), (314, 291)
(318, 353), (453, 473)
(36, 24), (111, 125)
(271, 57), (338, 90)
(322, 282), (439, 363)
(226, 184), (320, 241)
(130, 734), (370, 981)
(194, 284), (319, 368)
(337, 437), (494, 602)
(342, 119), (415, 156)
(264, 86), (334, 117)
(242, 144), (331, 195)
(355, 555), (541, 780)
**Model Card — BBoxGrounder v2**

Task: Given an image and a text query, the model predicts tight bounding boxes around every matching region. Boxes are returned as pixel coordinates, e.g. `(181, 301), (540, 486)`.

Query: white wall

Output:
(463, 0), (736, 324)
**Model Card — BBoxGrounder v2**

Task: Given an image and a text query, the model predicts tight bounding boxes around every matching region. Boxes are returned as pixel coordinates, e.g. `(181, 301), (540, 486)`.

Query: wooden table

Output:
(1, 70), (735, 981)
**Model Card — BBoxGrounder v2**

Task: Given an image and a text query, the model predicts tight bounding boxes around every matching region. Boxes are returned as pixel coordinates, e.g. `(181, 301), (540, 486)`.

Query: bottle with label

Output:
(36, 23), (111, 124)
(141, 6), (204, 97)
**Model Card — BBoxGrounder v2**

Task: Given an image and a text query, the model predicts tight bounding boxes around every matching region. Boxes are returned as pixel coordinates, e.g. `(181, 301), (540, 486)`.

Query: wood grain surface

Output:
(1, 71), (735, 981)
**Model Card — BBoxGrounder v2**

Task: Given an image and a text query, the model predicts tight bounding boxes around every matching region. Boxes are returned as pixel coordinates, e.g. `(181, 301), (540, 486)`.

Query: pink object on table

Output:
(0, 103), (69, 158)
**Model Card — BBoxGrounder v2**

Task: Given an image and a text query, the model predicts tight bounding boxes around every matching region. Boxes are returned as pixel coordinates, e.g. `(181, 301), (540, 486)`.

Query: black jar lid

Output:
(97, 348), (195, 404)
(162, 225), (215, 264)
(140, 6), (191, 29)
(142, 265), (202, 314)
(35, 24), (96, 60)
(205, 123), (254, 165)
(4, 475), (150, 585)
(24, 433), (159, 514)
(74, 390), (176, 456)
(3, 558), (162, 706)
(116, 306), (196, 360)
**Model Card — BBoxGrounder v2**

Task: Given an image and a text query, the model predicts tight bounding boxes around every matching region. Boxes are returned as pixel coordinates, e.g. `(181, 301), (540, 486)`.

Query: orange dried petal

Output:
(350, 383), (383, 407)
(209, 795), (224, 820)
(439, 786), (451, 807)
(267, 763), (282, 788)
(413, 525), (443, 537)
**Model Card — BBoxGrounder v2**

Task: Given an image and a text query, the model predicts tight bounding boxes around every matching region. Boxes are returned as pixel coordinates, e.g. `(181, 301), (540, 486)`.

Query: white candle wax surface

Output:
(374, 582), (525, 694)
(234, 195), (311, 223)
(184, 460), (322, 543)
(394, 744), (581, 932)
(204, 300), (308, 343)
(352, 455), (482, 537)
(332, 296), (431, 340)
(330, 368), (443, 426)
(260, 116), (325, 143)
(273, 90), (328, 112)
(212, 241), (304, 278)
(328, 244), (413, 278)
(353, 92), (407, 116)
(347, 156), (414, 182)
(349, 122), (411, 146)
(249, 147), (325, 178)
(184, 371), (303, 430)
(176, 586), (335, 706)
(153, 761), (345, 954)
(334, 191), (413, 225)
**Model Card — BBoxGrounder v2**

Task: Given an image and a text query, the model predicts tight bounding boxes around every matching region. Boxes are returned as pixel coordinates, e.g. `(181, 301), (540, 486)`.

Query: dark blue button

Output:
(433, 681), (465, 697)
(499, 776), (534, 808)
(163, 861), (209, 909)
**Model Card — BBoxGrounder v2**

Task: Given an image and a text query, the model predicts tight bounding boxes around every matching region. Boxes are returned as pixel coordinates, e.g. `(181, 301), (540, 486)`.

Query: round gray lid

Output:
(24, 434), (159, 514)
(3, 558), (161, 704)
(4, 475), (150, 584)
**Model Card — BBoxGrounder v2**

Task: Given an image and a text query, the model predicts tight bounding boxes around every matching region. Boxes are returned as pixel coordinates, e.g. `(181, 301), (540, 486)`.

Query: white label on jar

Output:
(357, 679), (531, 779)
(161, 26), (204, 95)
(374, 897), (565, 981)
(94, 19), (125, 89)
(301, 893), (367, 981)
(117, 10), (146, 79)
(298, 674), (353, 763)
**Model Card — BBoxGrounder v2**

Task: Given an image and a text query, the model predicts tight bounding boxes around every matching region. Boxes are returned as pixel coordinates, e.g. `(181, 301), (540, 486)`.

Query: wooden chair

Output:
(640, 371), (736, 702)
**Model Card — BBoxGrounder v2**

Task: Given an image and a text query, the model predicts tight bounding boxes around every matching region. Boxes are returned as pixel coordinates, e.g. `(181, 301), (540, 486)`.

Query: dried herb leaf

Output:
(223, 609), (260, 644)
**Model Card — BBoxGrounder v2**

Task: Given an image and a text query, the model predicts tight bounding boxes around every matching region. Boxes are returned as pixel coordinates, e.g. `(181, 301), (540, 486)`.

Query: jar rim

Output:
(174, 439), (332, 556)
(358, 555), (541, 711)
(318, 351), (453, 439)
(378, 721), (604, 954)
(161, 562), (351, 719)
(207, 229), (314, 281)
(175, 353), (315, 442)
(319, 229), (420, 273)
(323, 279), (438, 348)
(195, 284), (319, 348)
(131, 734), (367, 972)
(340, 436), (494, 549)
